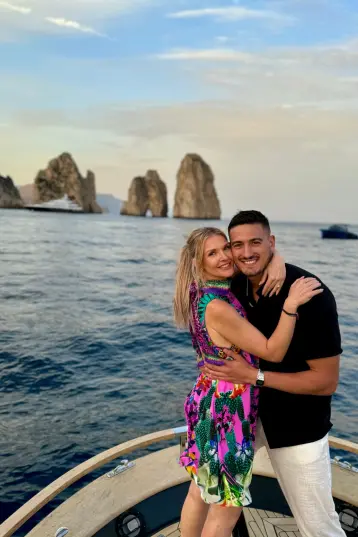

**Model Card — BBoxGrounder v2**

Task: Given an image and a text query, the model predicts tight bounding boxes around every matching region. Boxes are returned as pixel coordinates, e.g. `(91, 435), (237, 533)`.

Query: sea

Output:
(0, 210), (357, 535)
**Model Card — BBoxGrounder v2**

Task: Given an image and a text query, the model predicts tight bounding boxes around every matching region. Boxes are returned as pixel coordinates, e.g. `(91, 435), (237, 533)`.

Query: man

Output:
(204, 210), (345, 537)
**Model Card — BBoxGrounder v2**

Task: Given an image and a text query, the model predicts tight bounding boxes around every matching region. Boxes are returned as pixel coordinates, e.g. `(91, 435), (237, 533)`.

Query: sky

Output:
(1, 0), (358, 222)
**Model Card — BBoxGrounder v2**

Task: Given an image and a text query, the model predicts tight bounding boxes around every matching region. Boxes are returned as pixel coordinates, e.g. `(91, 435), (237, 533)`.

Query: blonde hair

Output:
(173, 227), (227, 329)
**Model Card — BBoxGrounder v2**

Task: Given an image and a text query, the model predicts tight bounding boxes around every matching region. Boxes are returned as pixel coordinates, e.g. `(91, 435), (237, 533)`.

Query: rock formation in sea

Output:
(173, 153), (221, 219)
(0, 175), (24, 208)
(120, 176), (148, 216)
(34, 152), (102, 213)
(145, 170), (168, 217)
(120, 170), (168, 217)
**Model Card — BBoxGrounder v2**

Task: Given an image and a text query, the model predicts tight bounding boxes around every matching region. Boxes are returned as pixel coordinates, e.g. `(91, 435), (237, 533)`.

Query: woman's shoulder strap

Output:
(197, 289), (228, 325)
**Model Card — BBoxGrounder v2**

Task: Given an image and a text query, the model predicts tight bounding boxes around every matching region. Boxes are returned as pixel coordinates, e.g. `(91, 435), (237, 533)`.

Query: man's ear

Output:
(269, 234), (276, 250)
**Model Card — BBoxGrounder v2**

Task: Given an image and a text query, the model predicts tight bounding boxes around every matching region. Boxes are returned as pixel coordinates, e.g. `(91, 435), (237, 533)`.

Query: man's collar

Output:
(256, 284), (265, 298)
(244, 276), (256, 308)
(245, 276), (263, 298)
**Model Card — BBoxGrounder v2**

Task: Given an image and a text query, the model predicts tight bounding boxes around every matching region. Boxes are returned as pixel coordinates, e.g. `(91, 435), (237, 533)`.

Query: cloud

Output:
(166, 6), (293, 22)
(158, 38), (358, 69)
(156, 48), (256, 62)
(17, 0), (159, 20)
(0, 0), (160, 39)
(0, 1), (31, 14)
(45, 17), (105, 37)
(216, 36), (230, 43)
(155, 39), (358, 109)
(10, 99), (358, 141)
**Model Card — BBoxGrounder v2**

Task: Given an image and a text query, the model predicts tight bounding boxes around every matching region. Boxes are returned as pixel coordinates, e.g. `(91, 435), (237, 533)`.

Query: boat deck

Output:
(23, 443), (356, 537)
(154, 509), (300, 537)
(1, 430), (356, 537)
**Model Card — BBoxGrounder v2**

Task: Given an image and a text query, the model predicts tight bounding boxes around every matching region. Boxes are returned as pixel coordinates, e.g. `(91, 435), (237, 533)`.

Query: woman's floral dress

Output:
(179, 279), (259, 507)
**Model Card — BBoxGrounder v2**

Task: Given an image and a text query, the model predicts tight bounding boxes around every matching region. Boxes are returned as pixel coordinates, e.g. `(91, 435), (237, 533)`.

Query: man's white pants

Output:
(255, 420), (345, 537)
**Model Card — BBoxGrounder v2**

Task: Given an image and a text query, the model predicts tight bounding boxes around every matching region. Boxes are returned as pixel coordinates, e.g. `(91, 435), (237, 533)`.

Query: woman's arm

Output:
(206, 277), (323, 363)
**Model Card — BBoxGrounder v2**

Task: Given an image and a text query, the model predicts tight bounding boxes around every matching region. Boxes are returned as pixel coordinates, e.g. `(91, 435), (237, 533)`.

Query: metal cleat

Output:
(55, 528), (69, 537)
(106, 459), (135, 478)
(331, 456), (358, 473)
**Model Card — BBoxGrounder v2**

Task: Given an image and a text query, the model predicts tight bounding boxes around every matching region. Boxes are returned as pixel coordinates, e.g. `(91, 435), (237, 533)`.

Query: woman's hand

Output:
(260, 251), (286, 297)
(285, 277), (323, 312)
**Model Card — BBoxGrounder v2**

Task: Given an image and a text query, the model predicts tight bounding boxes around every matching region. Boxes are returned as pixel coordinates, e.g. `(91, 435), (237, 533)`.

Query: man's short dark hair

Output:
(228, 210), (271, 233)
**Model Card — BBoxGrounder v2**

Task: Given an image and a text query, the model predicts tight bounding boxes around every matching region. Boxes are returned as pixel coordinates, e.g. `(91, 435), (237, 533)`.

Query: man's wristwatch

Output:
(256, 368), (265, 387)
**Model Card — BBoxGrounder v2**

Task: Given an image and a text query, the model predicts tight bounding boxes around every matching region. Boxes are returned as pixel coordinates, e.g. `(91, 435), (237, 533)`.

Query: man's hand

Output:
(202, 349), (340, 396)
(203, 349), (257, 384)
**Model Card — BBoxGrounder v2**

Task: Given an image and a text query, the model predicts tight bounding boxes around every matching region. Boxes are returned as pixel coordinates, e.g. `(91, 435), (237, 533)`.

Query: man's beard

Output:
(239, 251), (274, 279)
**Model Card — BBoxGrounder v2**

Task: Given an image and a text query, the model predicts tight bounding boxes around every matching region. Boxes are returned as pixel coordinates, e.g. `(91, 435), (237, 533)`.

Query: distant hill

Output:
(96, 193), (123, 214)
(18, 184), (35, 205)
(18, 185), (122, 214)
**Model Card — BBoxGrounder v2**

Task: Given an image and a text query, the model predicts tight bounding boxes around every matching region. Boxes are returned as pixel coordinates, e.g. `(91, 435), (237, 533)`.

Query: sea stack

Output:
(173, 153), (221, 219)
(145, 170), (168, 217)
(34, 152), (102, 213)
(120, 170), (168, 217)
(0, 175), (24, 208)
(120, 176), (148, 216)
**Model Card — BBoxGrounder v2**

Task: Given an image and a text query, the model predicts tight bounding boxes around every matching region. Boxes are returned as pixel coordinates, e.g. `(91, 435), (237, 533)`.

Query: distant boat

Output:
(321, 224), (358, 240)
(25, 195), (84, 213)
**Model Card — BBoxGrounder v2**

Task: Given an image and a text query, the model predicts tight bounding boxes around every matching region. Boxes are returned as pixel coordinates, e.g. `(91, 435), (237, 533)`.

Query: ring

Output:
(276, 284), (280, 288)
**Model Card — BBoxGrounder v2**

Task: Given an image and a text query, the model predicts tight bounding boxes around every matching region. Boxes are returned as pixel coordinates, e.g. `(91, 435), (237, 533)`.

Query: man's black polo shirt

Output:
(231, 263), (342, 449)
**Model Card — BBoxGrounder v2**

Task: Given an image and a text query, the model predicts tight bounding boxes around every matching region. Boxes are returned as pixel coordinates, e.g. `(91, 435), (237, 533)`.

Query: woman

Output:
(173, 227), (322, 537)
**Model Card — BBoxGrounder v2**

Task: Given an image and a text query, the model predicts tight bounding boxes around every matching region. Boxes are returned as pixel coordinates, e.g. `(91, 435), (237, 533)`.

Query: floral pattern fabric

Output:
(179, 279), (259, 507)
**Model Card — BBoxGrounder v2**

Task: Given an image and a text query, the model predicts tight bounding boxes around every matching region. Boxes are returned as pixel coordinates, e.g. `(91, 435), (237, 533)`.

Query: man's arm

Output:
(262, 356), (339, 395)
(203, 352), (340, 395)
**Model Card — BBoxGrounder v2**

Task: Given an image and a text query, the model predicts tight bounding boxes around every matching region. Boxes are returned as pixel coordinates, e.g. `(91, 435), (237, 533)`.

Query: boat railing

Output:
(0, 426), (187, 537)
(0, 426), (357, 537)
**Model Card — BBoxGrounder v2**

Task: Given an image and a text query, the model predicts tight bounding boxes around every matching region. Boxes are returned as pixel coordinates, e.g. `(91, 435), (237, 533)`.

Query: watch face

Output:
(256, 370), (264, 386)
